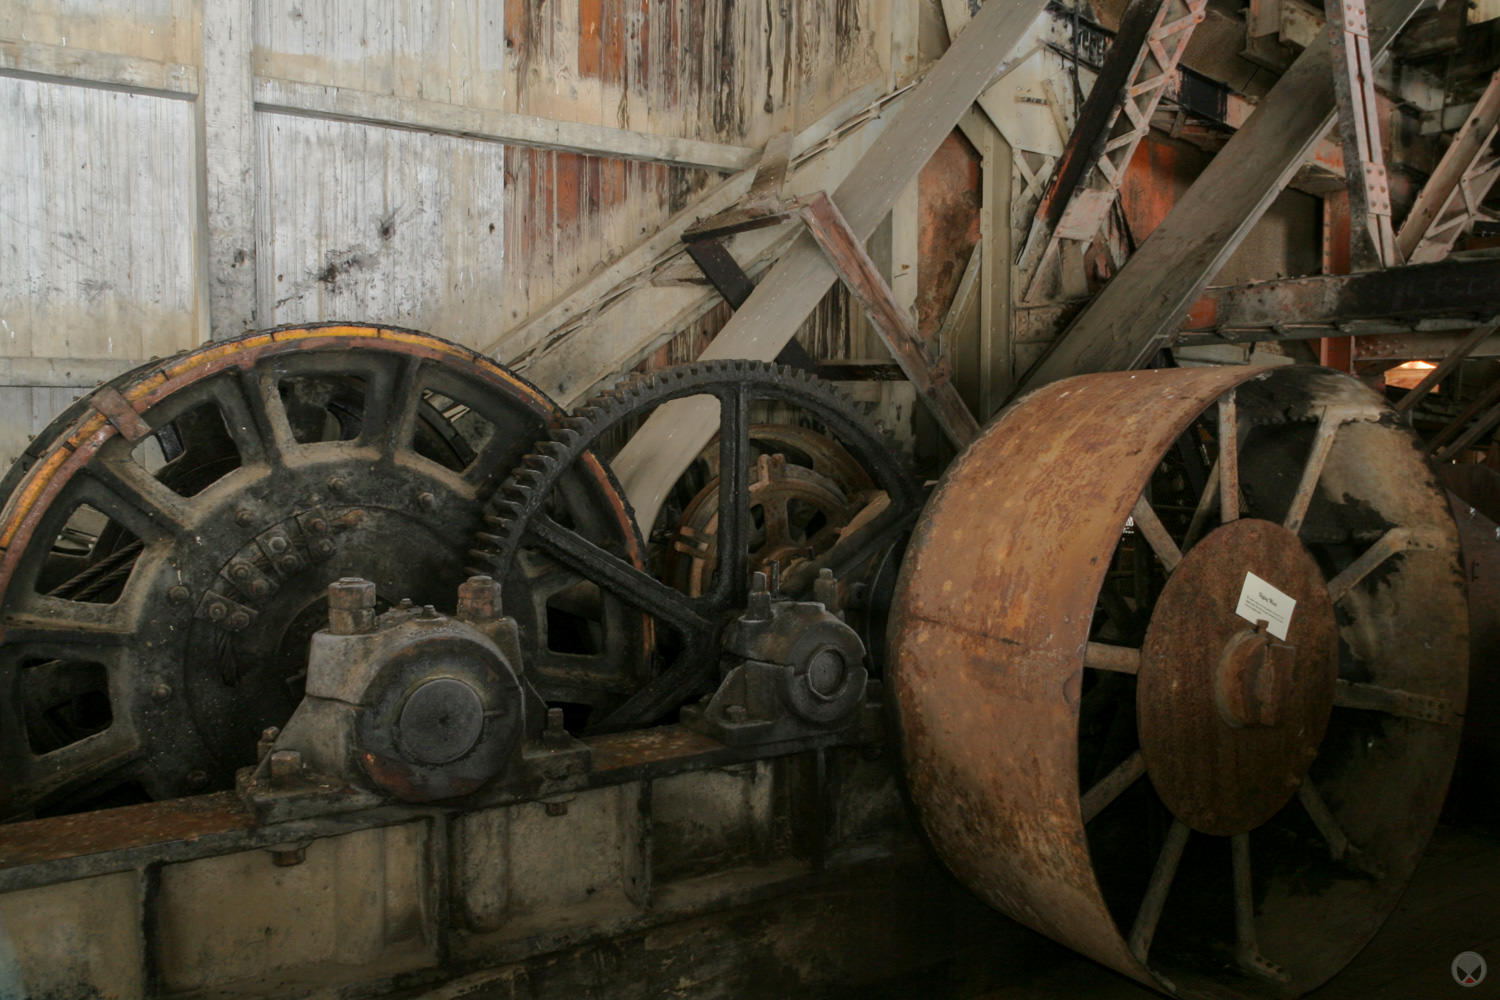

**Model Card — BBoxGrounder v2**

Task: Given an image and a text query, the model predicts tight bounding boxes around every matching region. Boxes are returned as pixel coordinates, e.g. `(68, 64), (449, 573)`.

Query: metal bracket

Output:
(1327, 0), (1398, 268)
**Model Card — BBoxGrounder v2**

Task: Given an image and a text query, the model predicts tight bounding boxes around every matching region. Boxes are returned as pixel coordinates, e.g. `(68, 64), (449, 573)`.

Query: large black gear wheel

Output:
(0, 324), (647, 819)
(469, 360), (923, 731)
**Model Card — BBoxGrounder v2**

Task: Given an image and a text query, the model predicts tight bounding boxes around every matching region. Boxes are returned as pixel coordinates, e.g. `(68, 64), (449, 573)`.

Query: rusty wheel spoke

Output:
(1130, 496), (1182, 573)
(1083, 642), (1140, 674)
(1233, 831), (1289, 982)
(1218, 390), (1240, 524)
(1128, 817), (1190, 963)
(1283, 409), (1340, 534)
(1079, 749), (1145, 822)
(1327, 527), (1422, 602)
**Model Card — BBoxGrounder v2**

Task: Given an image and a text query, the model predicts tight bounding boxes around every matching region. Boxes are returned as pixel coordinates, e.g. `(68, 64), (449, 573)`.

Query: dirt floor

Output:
(939, 825), (1500, 1000)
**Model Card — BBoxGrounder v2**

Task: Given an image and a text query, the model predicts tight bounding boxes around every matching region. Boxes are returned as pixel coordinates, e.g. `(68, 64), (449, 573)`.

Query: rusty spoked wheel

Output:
(890, 366), (1468, 998)
(0, 324), (646, 818)
(661, 424), (877, 596)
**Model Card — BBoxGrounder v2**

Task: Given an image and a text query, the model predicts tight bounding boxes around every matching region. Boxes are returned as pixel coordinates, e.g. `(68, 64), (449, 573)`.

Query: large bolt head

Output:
(327, 577), (377, 634)
(457, 575), (503, 623)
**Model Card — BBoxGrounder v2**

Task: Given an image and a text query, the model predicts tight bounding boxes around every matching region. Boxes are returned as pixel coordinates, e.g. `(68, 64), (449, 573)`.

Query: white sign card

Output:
(1234, 572), (1296, 641)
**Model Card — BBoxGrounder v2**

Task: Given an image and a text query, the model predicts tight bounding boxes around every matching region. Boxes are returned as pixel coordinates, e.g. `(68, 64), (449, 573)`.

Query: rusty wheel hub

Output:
(1139, 518), (1337, 837)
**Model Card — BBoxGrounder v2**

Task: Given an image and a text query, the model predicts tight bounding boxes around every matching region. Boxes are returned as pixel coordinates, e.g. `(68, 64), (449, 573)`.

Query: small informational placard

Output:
(1235, 572), (1296, 640)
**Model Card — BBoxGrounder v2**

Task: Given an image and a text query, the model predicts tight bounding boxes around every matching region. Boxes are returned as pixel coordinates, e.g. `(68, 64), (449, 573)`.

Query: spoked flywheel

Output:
(0, 324), (646, 818)
(471, 361), (922, 731)
(890, 365), (1467, 997)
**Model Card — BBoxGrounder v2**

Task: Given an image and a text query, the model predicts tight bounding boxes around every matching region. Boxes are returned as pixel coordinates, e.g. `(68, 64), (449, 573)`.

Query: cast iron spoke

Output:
(1080, 750), (1145, 822)
(525, 514), (712, 636)
(1083, 642), (1140, 674)
(1128, 817), (1190, 963)
(712, 385), (753, 607)
(1232, 831), (1290, 981)
(1283, 410), (1340, 534)
(1332, 678), (1455, 724)
(363, 354), (424, 456)
(80, 455), (191, 543)
(10, 724), (143, 815)
(2, 611), (134, 649)
(214, 369), (284, 465)
(462, 429), (521, 490)
(594, 635), (717, 732)
(1131, 496), (1182, 573)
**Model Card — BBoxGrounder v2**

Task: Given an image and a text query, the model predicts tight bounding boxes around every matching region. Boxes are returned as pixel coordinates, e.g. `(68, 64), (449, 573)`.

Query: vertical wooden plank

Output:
(978, 119), (1014, 418)
(202, 0), (256, 340)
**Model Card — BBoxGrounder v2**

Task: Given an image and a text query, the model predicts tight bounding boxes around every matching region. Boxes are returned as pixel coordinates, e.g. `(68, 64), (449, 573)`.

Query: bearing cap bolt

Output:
(458, 575), (503, 623)
(268, 749), (303, 785)
(167, 584), (190, 605)
(814, 567), (841, 614)
(746, 571), (772, 621)
(542, 706), (571, 748)
(327, 577), (377, 635)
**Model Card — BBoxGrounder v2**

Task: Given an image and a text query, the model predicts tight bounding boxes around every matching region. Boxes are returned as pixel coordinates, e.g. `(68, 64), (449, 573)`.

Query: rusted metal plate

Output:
(1138, 518), (1337, 836)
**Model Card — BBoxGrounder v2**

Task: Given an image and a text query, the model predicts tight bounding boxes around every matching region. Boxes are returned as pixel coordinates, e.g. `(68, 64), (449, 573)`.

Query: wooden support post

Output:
(200, 0), (258, 340)
(1327, 0), (1398, 269)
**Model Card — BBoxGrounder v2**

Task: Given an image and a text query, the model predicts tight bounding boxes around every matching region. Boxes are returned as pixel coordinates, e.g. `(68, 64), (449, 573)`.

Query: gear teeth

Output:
(539, 439), (570, 459)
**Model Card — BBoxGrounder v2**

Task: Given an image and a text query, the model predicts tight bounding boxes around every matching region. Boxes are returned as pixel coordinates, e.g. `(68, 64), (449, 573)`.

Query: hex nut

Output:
(327, 577), (377, 634)
(458, 575), (503, 623)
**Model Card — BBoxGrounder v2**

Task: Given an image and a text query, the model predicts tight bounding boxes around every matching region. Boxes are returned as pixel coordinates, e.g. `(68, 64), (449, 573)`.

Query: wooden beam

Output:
(1016, 0), (1427, 394)
(0, 357), (140, 389)
(1181, 258), (1500, 342)
(1397, 67), (1500, 264)
(253, 77), (757, 172)
(201, 0), (258, 340)
(613, 0), (1052, 529)
(0, 38), (197, 98)
(488, 81), (896, 381)
(798, 193), (979, 447)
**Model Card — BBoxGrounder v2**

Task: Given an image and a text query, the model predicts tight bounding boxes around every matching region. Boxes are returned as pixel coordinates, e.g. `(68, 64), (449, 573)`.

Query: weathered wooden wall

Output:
(0, 0), (898, 468)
